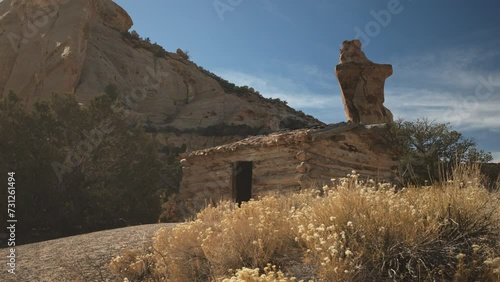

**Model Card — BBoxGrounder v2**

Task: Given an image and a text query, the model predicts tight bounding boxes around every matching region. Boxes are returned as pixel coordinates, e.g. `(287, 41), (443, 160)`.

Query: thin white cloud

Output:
(258, 0), (294, 26)
(387, 46), (500, 134)
(392, 48), (500, 89)
(279, 61), (338, 91)
(387, 86), (500, 131)
(213, 66), (344, 123)
(214, 69), (339, 109)
(491, 152), (500, 163)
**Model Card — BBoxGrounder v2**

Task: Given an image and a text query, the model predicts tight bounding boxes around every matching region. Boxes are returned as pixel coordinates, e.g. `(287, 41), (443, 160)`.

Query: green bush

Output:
(122, 31), (169, 58)
(388, 118), (493, 185)
(0, 91), (165, 245)
(176, 48), (190, 60)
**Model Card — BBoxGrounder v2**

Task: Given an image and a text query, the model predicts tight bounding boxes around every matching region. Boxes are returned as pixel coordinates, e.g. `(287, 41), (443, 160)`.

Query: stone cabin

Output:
(179, 40), (400, 203)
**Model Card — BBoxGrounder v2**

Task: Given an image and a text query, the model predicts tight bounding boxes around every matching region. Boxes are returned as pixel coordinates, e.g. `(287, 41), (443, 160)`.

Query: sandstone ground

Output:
(0, 223), (175, 282)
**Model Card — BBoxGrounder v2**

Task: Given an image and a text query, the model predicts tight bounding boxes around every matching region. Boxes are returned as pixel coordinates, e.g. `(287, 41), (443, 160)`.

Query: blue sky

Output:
(115, 0), (500, 161)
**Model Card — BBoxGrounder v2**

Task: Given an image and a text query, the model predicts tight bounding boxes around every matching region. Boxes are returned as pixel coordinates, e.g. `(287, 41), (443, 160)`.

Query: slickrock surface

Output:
(0, 223), (175, 282)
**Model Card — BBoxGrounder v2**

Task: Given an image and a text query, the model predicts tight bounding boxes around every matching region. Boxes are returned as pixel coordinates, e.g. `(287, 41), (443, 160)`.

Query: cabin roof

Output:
(181, 122), (387, 158)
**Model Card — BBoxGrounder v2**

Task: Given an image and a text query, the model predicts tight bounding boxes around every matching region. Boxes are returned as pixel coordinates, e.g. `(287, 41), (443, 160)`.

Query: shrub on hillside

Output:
(121, 30), (169, 58)
(176, 48), (190, 60)
(110, 166), (500, 281)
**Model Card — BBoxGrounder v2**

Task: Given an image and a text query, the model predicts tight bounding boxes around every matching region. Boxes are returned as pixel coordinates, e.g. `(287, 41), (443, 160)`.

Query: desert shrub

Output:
(279, 117), (310, 130)
(298, 176), (499, 281)
(196, 66), (250, 96)
(110, 166), (500, 281)
(109, 248), (154, 281)
(159, 185), (233, 223)
(151, 43), (169, 58)
(194, 65), (323, 126)
(0, 90), (164, 245)
(222, 265), (298, 281)
(176, 48), (190, 60)
(121, 31), (169, 58)
(121, 30), (140, 41)
(389, 118), (493, 185)
(158, 192), (200, 223)
(480, 163), (500, 190)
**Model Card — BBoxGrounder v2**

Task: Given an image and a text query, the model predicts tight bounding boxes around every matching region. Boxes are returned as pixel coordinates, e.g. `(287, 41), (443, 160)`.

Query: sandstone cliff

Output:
(0, 0), (321, 150)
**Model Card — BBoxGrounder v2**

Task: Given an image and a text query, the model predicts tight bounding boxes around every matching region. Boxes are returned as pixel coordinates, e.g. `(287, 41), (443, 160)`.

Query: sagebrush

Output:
(110, 168), (500, 281)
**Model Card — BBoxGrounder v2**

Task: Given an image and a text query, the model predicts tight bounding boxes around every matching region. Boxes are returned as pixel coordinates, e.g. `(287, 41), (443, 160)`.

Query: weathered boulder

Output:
(335, 40), (393, 124)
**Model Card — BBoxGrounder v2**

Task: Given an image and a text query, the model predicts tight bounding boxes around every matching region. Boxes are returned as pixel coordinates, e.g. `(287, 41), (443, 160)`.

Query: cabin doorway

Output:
(232, 161), (253, 205)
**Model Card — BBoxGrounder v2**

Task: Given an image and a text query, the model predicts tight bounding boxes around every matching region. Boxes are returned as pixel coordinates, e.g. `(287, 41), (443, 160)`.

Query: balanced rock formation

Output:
(0, 0), (321, 151)
(335, 40), (393, 124)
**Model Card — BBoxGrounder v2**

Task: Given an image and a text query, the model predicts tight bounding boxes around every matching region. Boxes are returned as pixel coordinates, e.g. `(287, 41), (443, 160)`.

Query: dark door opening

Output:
(232, 161), (253, 205)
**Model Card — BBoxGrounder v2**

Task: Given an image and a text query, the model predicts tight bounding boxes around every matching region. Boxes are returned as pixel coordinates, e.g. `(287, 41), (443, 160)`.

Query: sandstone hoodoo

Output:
(335, 40), (393, 124)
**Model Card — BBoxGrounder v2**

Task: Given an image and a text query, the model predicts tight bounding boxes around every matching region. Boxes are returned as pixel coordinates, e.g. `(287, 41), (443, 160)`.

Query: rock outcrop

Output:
(0, 0), (321, 151)
(335, 40), (393, 124)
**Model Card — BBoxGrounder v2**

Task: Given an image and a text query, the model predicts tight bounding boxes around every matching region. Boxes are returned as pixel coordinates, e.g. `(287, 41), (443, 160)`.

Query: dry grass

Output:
(110, 166), (500, 281)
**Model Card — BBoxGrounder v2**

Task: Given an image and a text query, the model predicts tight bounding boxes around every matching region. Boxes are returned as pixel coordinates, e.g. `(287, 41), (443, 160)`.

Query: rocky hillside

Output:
(0, 0), (322, 150)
